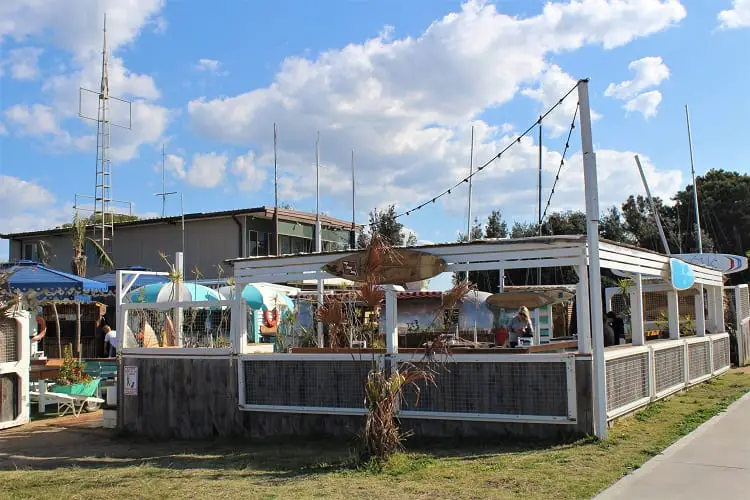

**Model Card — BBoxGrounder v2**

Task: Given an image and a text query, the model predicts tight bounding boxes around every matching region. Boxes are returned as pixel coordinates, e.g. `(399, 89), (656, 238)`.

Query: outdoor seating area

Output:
(112, 234), (736, 442)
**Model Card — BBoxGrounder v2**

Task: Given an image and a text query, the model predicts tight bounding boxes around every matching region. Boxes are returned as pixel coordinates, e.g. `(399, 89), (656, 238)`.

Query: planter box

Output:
(50, 378), (100, 398)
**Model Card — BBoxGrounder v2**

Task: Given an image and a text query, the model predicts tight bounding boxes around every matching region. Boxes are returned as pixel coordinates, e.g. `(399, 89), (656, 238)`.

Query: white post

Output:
(231, 281), (243, 354)
(175, 251), (184, 347)
(667, 290), (680, 340)
(315, 133), (324, 346)
(576, 253), (592, 354)
(533, 308), (541, 346)
(715, 286), (726, 332)
(115, 270), (124, 349)
(630, 273), (645, 346)
(579, 79), (607, 439)
(695, 284), (706, 337)
(384, 285), (398, 354)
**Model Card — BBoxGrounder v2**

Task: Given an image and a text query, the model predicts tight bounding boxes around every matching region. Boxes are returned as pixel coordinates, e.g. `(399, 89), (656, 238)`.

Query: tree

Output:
(365, 205), (404, 247)
(70, 211), (113, 359)
(485, 210), (508, 239)
(600, 206), (630, 244)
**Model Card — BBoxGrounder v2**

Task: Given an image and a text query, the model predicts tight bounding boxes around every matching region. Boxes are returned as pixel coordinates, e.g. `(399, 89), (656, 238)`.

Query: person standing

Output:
(506, 306), (534, 347)
(607, 311), (625, 345)
(103, 325), (117, 357)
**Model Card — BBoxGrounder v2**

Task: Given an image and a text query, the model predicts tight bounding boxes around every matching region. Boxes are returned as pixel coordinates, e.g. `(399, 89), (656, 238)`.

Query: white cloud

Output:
(0, 0), (165, 59)
(1, 47), (44, 80)
(604, 56), (670, 100)
(232, 151), (268, 191)
(624, 90), (663, 119)
(718, 0), (750, 29)
(0, 175), (55, 213)
(188, 0), (685, 220)
(522, 65), (601, 137)
(0, 121), (6, 135)
(4, 104), (59, 135)
(164, 153), (186, 179)
(186, 152), (227, 188)
(605, 56), (669, 118)
(195, 58), (226, 75)
(1, 0), (168, 161)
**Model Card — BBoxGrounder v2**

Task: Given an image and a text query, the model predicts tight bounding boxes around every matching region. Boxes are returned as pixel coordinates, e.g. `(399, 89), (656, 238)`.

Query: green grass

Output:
(2, 370), (749, 500)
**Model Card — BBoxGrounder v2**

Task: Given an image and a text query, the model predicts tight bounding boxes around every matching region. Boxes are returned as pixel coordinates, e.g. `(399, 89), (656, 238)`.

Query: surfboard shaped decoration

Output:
(675, 253), (748, 274)
(322, 248), (447, 285)
(486, 289), (574, 310)
(670, 258), (696, 291)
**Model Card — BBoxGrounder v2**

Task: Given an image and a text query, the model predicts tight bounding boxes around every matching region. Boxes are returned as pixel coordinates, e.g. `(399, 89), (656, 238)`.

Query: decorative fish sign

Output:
(322, 248), (446, 285)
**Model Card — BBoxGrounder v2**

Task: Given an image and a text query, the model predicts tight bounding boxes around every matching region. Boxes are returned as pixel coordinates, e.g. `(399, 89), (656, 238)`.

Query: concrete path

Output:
(598, 392), (750, 499)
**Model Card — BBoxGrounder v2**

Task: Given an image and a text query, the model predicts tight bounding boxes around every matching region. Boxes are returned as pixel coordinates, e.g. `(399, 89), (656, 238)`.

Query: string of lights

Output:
(540, 102), (579, 224)
(371, 79), (583, 226)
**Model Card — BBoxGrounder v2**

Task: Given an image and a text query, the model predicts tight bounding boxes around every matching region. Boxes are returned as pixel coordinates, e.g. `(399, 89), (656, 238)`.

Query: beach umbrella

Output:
(2, 260), (108, 301)
(126, 282), (225, 304)
(217, 283), (294, 311)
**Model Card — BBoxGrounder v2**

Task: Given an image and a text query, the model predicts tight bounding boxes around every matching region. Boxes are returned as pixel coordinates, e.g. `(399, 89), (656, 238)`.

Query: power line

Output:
(541, 102), (579, 223)
(384, 80), (583, 225)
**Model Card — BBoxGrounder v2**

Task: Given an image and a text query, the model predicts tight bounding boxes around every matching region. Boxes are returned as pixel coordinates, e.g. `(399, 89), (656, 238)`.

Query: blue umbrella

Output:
(91, 266), (170, 291)
(218, 284), (295, 311)
(126, 282), (225, 304)
(1, 260), (108, 302)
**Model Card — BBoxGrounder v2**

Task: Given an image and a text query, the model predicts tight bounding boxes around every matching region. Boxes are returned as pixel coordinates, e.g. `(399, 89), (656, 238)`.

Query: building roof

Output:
(1, 207), (362, 240)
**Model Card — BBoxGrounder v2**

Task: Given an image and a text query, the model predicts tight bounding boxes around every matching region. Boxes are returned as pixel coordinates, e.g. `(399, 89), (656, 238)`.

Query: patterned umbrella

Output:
(1, 260), (108, 302)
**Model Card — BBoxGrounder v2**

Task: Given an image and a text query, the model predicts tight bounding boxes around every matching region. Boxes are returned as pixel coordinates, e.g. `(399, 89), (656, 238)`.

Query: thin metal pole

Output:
(634, 155), (671, 255)
(315, 132), (323, 345)
(180, 193), (185, 257)
(578, 79), (607, 440)
(685, 105), (703, 253)
(273, 123), (280, 256)
(538, 117), (543, 285)
(161, 144), (166, 217)
(467, 125), (474, 242)
(351, 149), (356, 249)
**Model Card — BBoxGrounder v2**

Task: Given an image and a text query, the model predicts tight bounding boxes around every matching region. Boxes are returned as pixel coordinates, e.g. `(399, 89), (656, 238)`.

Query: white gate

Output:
(0, 310), (30, 430)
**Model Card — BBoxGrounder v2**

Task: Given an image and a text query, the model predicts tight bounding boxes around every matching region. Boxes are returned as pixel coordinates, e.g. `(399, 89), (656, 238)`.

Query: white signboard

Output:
(675, 253), (748, 274)
(124, 366), (138, 396)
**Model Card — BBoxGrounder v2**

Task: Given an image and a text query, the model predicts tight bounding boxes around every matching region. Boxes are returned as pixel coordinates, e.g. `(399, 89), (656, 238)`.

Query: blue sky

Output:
(2, 0), (750, 293)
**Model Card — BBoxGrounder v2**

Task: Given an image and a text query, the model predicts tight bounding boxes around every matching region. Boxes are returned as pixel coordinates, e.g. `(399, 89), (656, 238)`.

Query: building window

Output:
(248, 230), (268, 257)
(322, 240), (348, 252)
(23, 243), (38, 261)
(279, 235), (312, 255)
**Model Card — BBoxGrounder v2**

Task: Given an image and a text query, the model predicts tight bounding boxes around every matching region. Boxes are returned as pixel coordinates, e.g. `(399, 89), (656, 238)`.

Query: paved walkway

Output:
(598, 392), (750, 499)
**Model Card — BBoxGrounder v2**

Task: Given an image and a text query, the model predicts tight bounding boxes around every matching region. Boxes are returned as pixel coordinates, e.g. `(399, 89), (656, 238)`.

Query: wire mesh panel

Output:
(739, 287), (750, 322)
(399, 361), (569, 417)
(713, 336), (730, 371)
(244, 359), (372, 409)
(123, 305), (232, 349)
(0, 318), (19, 363)
(688, 342), (711, 381)
(654, 346), (685, 394)
(606, 352), (649, 413)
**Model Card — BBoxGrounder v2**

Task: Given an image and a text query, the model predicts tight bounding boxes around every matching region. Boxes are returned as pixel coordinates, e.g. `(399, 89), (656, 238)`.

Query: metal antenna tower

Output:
(78, 13), (131, 255)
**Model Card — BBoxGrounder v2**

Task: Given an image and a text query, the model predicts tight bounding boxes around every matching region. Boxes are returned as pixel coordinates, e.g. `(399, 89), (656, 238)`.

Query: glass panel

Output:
(257, 232), (268, 256)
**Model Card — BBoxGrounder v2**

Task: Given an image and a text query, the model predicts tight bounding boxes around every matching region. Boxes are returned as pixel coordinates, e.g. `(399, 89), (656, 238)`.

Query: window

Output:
(22, 243), (38, 261)
(323, 240), (348, 252)
(248, 230), (269, 257)
(279, 235), (312, 255)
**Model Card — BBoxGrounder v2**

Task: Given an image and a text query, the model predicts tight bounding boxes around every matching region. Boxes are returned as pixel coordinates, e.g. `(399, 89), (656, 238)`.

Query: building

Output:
(2, 207), (360, 279)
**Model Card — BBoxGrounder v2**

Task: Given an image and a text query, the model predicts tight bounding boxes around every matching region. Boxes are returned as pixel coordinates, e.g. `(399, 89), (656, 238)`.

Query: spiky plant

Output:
(0, 270), (20, 317)
(362, 362), (435, 461)
(71, 211), (113, 277)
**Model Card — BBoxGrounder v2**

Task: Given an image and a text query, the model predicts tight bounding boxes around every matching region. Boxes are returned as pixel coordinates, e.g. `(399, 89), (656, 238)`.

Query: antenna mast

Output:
(78, 13), (131, 256)
(154, 144), (177, 217)
(685, 105), (703, 253)
(466, 126), (475, 242)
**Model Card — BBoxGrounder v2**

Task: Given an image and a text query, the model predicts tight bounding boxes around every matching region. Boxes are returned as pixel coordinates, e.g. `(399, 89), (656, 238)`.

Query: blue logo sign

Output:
(670, 258), (695, 290)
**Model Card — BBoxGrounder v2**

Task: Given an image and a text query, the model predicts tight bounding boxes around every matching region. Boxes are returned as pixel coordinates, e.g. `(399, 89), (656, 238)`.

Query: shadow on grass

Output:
(0, 421), (580, 480)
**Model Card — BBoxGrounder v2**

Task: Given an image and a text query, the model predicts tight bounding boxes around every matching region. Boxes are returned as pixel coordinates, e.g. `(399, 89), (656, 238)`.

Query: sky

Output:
(2, 0), (750, 290)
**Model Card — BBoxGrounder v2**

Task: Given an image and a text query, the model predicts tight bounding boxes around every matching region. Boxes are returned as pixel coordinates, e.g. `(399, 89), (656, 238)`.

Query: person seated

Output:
(603, 317), (616, 347)
(506, 306), (534, 347)
(606, 311), (625, 345)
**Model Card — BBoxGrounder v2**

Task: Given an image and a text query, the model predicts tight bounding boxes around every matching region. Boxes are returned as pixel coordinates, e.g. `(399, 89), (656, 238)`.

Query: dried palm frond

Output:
(442, 280), (473, 311)
(70, 211), (114, 276)
(358, 278), (385, 313)
(362, 363), (435, 461)
(0, 270), (21, 317)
